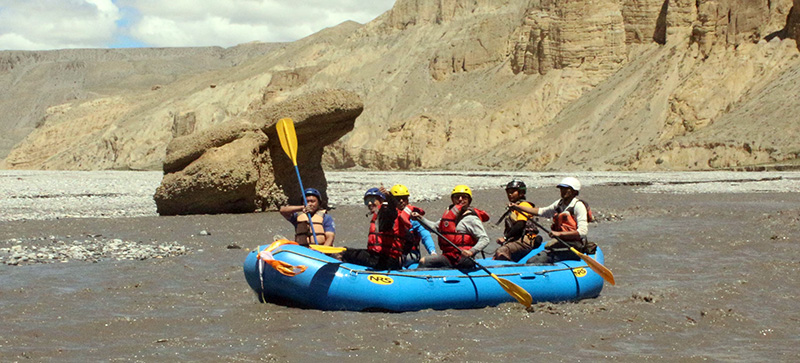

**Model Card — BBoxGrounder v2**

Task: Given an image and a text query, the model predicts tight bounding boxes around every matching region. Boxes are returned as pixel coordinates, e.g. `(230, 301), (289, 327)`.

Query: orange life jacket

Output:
(438, 205), (489, 265)
(551, 199), (594, 250)
(295, 210), (326, 245)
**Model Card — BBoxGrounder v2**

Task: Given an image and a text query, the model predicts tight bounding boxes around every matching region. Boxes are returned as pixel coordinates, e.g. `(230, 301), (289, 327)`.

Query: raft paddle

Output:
(276, 117), (319, 245)
(494, 208), (512, 226)
(417, 220), (532, 308)
(307, 244), (347, 254)
(528, 219), (615, 285)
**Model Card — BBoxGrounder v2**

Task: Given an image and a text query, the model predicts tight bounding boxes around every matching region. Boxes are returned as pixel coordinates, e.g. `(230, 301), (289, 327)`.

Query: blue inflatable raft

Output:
(243, 242), (606, 312)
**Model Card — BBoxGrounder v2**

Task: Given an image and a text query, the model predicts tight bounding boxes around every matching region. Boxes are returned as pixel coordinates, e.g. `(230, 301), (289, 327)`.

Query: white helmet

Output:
(557, 177), (581, 191)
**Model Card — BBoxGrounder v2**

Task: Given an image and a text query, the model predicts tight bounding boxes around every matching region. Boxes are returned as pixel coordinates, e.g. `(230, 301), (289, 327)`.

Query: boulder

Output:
(153, 89), (363, 215)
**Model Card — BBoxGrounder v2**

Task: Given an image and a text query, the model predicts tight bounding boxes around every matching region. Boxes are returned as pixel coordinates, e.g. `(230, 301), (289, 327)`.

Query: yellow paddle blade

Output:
(570, 247), (615, 285)
(491, 273), (532, 308)
(275, 117), (298, 166)
(308, 245), (347, 254)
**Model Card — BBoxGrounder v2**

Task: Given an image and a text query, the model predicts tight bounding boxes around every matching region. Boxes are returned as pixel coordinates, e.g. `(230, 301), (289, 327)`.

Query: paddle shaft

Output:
(527, 218), (615, 285)
(494, 207), (512, 226)
(294, 165), (320, 245)
(416, 218), (532, 307)
(418, 219), (500, 277)
(276, 118), (320, 245)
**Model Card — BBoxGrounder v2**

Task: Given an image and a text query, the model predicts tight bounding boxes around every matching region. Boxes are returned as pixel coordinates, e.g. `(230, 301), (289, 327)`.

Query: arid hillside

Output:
(2, 0), (799, 171)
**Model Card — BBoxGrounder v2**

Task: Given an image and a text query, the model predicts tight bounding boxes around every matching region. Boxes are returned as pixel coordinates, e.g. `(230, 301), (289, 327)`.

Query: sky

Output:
(0, 0), (396, 51)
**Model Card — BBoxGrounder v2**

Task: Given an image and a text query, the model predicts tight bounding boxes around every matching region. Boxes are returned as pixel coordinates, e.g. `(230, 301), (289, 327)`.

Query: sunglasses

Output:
(364, 197), (378, 206)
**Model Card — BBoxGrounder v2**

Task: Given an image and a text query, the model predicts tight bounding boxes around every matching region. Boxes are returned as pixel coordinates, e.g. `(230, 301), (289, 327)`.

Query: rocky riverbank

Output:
(0, 236), (188, 266)
(3, 170), (798, 222)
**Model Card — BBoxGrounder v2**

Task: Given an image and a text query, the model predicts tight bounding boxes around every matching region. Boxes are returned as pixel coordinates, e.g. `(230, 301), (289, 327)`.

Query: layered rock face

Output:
(511, 0), (627, 76)
(2, 0), (799, 174)
(153, 90), (362, 215)
(621, 0), (667, 44)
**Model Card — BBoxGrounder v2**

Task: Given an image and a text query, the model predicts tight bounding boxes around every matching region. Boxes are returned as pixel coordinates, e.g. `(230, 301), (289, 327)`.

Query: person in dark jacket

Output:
(338, 186), (410, 270)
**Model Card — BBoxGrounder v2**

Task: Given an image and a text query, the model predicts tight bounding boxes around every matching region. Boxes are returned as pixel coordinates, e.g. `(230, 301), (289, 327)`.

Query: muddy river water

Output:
(1, 171), (799, 361)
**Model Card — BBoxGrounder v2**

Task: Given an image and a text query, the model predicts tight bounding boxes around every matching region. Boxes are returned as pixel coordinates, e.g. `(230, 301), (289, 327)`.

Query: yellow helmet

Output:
(451, 184), (472, 198)
(390, 184), (410, 197)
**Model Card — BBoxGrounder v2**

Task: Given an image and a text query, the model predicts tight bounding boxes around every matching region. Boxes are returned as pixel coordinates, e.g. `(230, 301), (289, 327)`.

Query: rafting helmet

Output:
(557, 177), (581, 191)
(304, 188), (321, 200)
(450, 185), (472, 198)
(505, 180), (527, 192)
(364, 187), (385, 200)
(390, 184), (410, 197)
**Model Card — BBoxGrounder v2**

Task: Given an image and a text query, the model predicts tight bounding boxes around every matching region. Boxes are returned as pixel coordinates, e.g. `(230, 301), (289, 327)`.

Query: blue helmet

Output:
(304, 188), (321, 199)
(364, 187), (384, 200)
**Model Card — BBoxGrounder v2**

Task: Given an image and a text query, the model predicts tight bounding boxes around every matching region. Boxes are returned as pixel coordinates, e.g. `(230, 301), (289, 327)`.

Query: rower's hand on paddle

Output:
(462, 249), (475, 258)
(410, 211), (421, 220)
(496, 236), (506, 245)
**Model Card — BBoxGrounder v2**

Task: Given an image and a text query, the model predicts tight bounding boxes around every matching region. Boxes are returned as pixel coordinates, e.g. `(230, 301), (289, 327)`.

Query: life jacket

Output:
(438, 204), (490, 265)
(295, 210), (326, 245)
(551, 199), (595, 252)
(367, 210), (408, 260)
(504, 200), (535, 241)
(400, 205), (425, 255)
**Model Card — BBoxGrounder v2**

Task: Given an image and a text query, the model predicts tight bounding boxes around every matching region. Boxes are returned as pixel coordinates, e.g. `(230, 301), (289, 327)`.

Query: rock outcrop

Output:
(789, 0), (800, 48)
(153, 89), (362, 215)
(511, 0), (627, 76)
(0, 44), (280, 163)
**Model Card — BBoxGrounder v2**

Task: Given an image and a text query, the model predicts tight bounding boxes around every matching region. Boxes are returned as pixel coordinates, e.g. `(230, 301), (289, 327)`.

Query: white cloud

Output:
(124, 0), (396, 47)
(0, 0), (121, 50)
(0, 0), (396, 50)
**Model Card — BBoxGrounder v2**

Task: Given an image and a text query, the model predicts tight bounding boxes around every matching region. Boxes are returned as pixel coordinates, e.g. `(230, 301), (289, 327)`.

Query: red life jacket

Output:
(367, 211), (409, 259)
(438, 204), (489, 265)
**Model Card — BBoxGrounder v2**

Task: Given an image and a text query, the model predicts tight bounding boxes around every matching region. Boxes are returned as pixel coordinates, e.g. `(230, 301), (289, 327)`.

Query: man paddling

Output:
(413, 185), (490, 269)
(494, 180), (542, 262)
(510, 177), (597, 264)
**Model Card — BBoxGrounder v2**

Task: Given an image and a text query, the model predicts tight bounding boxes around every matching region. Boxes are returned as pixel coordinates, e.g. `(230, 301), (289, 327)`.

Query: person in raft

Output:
(389, 184), (437, 267)
(412, 185), (490, 269)
(279, 188), (335, 246)
(493, 180), (543, 262)
(338, 186), (410, 270)
(509, 177), (597, 264)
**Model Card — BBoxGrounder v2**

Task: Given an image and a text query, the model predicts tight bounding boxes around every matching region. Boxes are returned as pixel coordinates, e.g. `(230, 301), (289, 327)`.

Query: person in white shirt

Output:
(509, 177), (596, 264)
